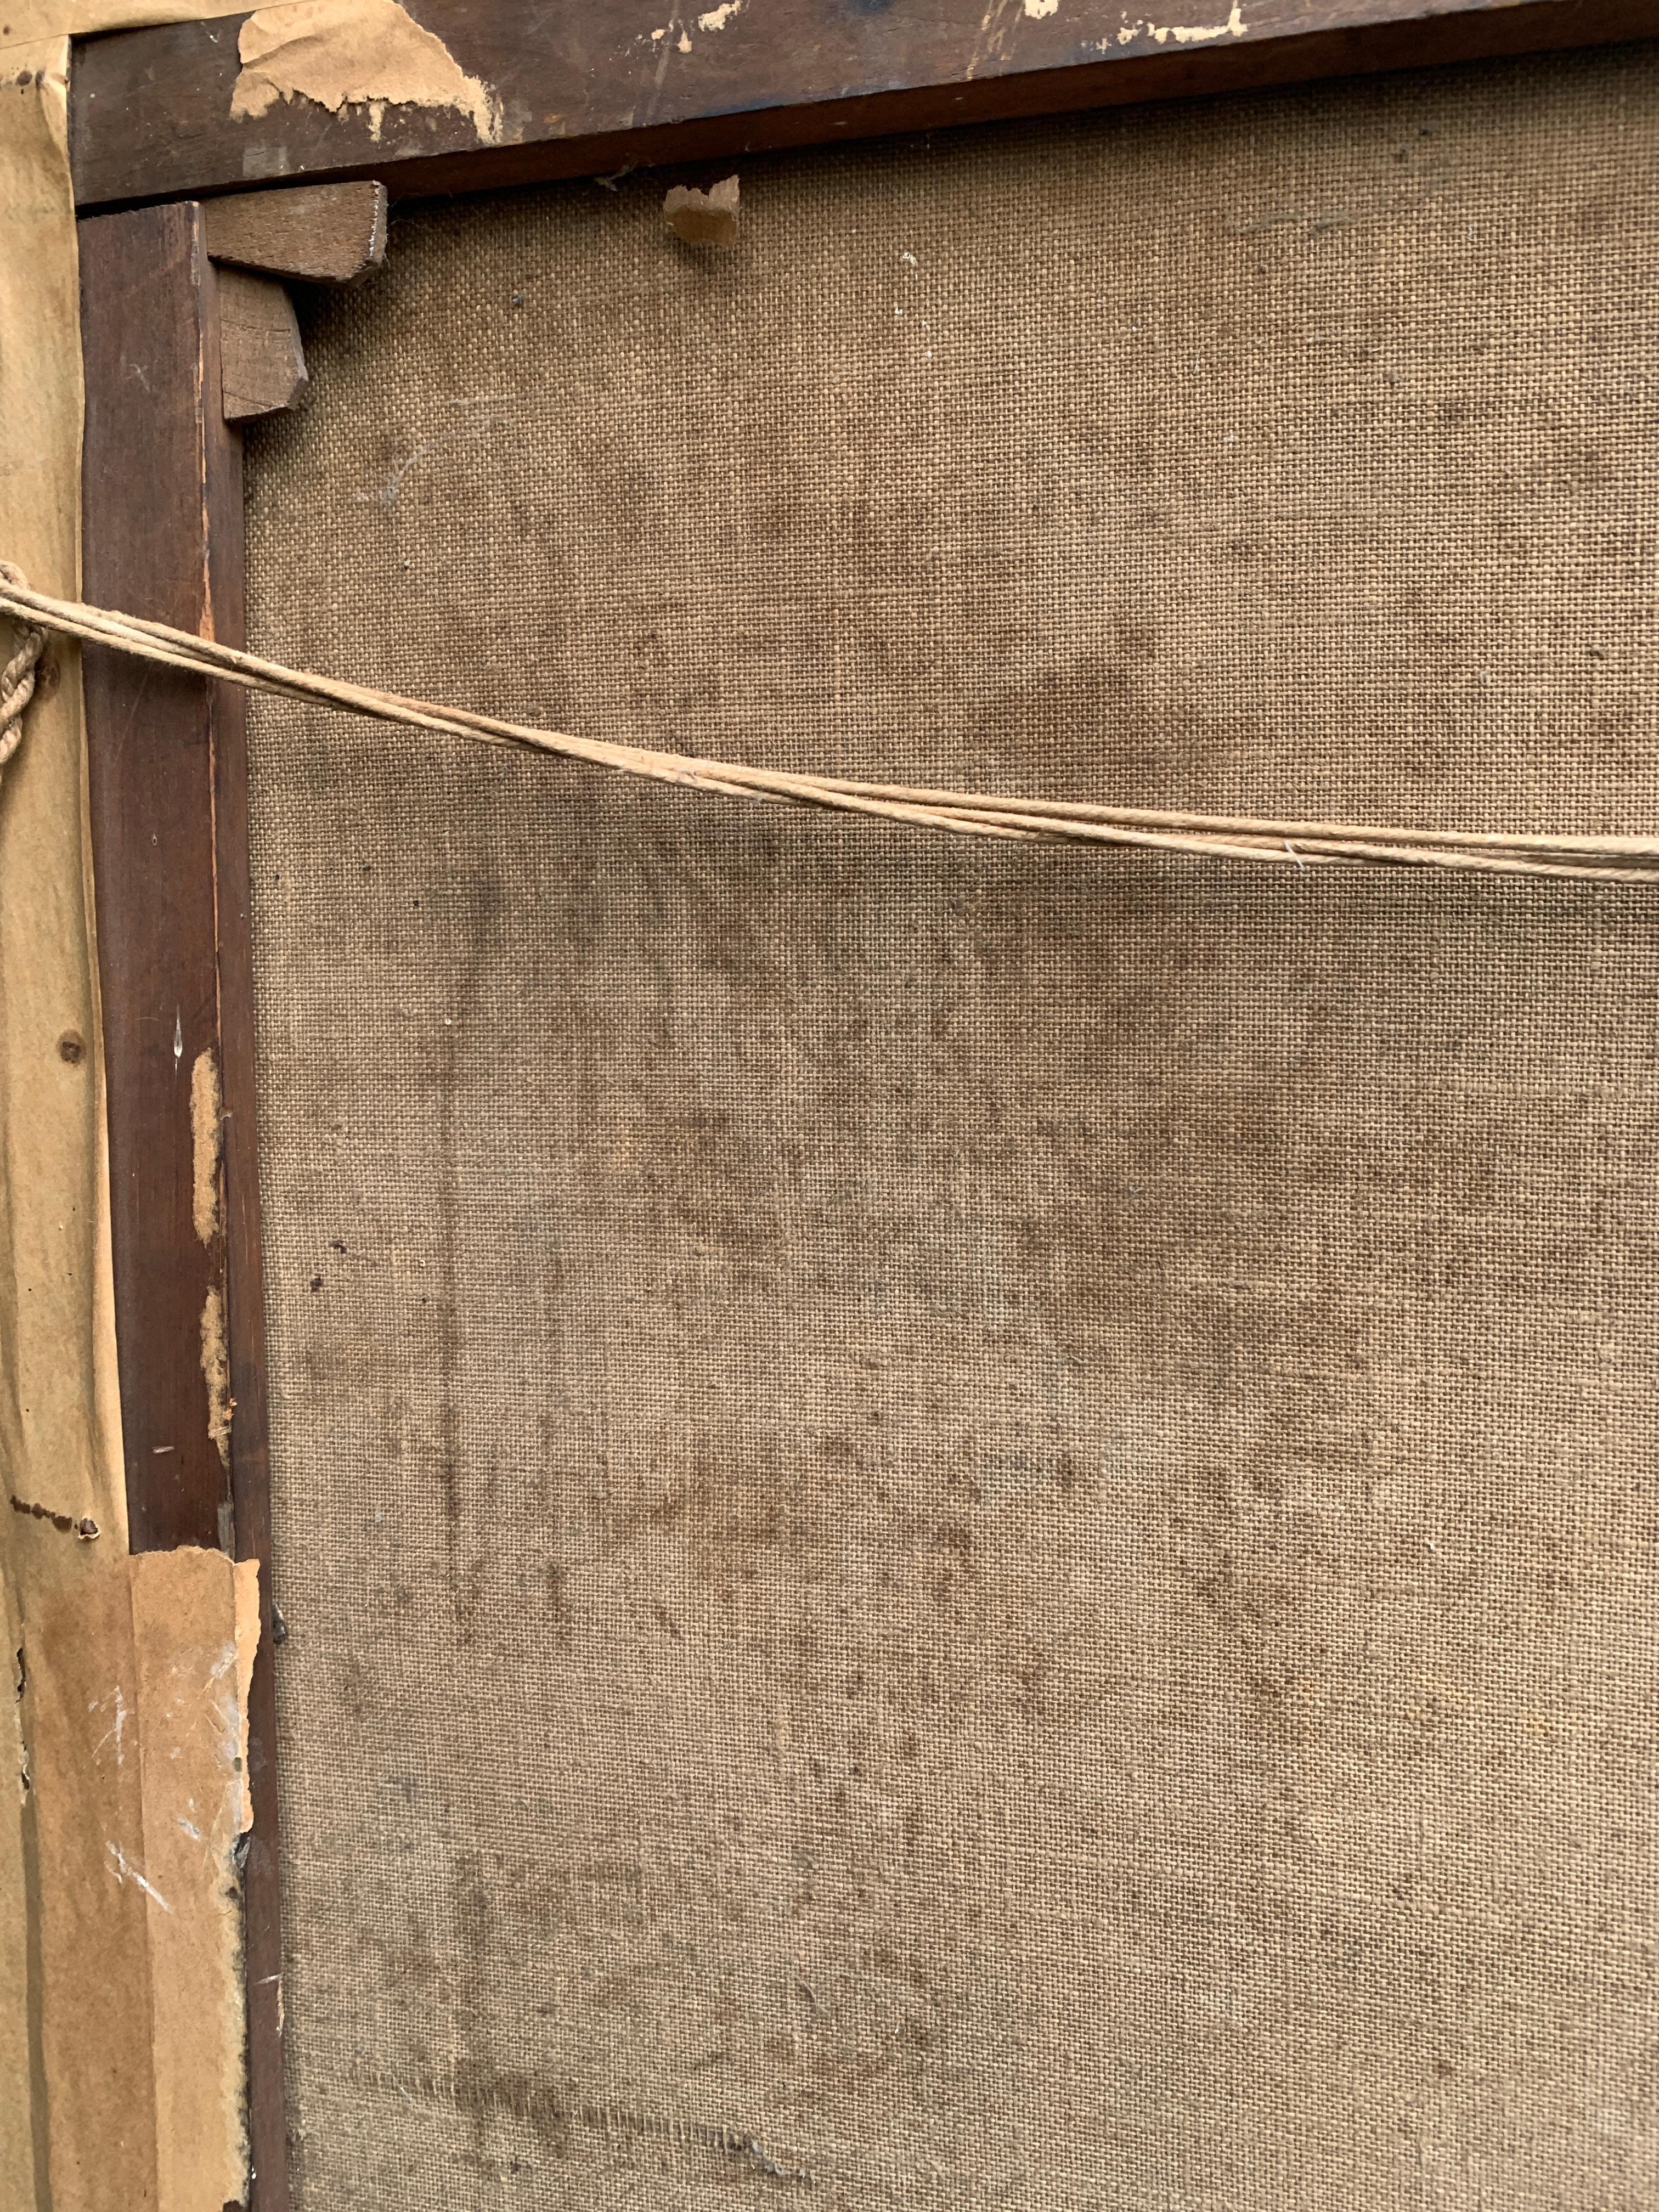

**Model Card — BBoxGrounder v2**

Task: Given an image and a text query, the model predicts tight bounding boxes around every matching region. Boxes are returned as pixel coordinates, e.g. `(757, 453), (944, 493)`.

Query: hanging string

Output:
(1, 565), (1654, 885)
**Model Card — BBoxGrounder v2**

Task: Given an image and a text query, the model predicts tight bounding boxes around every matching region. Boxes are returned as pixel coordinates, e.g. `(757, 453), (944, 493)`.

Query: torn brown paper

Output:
(189, 1048), (223, 1249)
(230, 0), (502, 144)
(26, 1544), (259, 2212)
(664, 173), (740, 247)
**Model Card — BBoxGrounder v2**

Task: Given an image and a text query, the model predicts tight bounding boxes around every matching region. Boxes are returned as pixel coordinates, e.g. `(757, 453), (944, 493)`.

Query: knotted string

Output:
(0, 562), (45, 783)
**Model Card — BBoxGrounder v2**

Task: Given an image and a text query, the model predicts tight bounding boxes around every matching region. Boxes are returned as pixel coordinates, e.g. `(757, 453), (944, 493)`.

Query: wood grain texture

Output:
(69, 0), (1657, 211)
(218, 268), (309, 421)
(81, 204), (235, 1558)
(78, 201), (290, 2212)
(205, 178), (388, 283)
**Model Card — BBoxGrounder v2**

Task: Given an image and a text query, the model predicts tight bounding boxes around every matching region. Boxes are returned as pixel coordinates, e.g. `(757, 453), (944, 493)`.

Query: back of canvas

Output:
(242, 43), (1659, 2209)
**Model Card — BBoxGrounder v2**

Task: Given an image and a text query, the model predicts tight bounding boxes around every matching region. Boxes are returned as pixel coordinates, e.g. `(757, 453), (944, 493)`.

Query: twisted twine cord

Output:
(0, 563), (46, 781)
(2, 565), (1656, 885)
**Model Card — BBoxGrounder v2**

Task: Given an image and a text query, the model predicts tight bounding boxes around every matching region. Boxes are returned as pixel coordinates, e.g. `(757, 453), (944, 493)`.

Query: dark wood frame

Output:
(69, 0), (1659, 210)
(67, 5), (1654, 2208)
(77, 200), (286, 2211)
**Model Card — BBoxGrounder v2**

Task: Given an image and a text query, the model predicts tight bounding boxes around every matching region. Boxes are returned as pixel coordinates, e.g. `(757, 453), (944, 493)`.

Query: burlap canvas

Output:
(244, 43), (1659, 2209)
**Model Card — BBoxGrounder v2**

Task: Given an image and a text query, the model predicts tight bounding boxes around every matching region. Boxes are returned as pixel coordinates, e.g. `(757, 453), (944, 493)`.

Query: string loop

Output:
(0, 562), (46, 781)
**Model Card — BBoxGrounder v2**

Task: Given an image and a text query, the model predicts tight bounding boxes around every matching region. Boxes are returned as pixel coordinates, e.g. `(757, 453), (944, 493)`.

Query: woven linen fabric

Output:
(243, 42), (1659, 2211)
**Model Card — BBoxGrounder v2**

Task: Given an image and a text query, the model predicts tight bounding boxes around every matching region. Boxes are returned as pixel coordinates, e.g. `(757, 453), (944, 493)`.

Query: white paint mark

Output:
(677, 29), (691, 50)
(173, 1010), (183, 1066)
(1107, 3), (1245, 44)
(698, 0), (742, 26)
(1170, 4), (1246, 41)
(1024, 0), (1058, 16)
(176, 1817), (203, 1841)
(93, 1685), (132, 1767)
(108, 1842), (172, 1913)
(374, 412), (512, 510)
(901, 250), (918, 266)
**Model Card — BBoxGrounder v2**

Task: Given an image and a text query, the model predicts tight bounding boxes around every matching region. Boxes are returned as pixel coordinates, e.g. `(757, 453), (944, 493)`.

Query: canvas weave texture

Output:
(244, 44), (1659, 2209)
